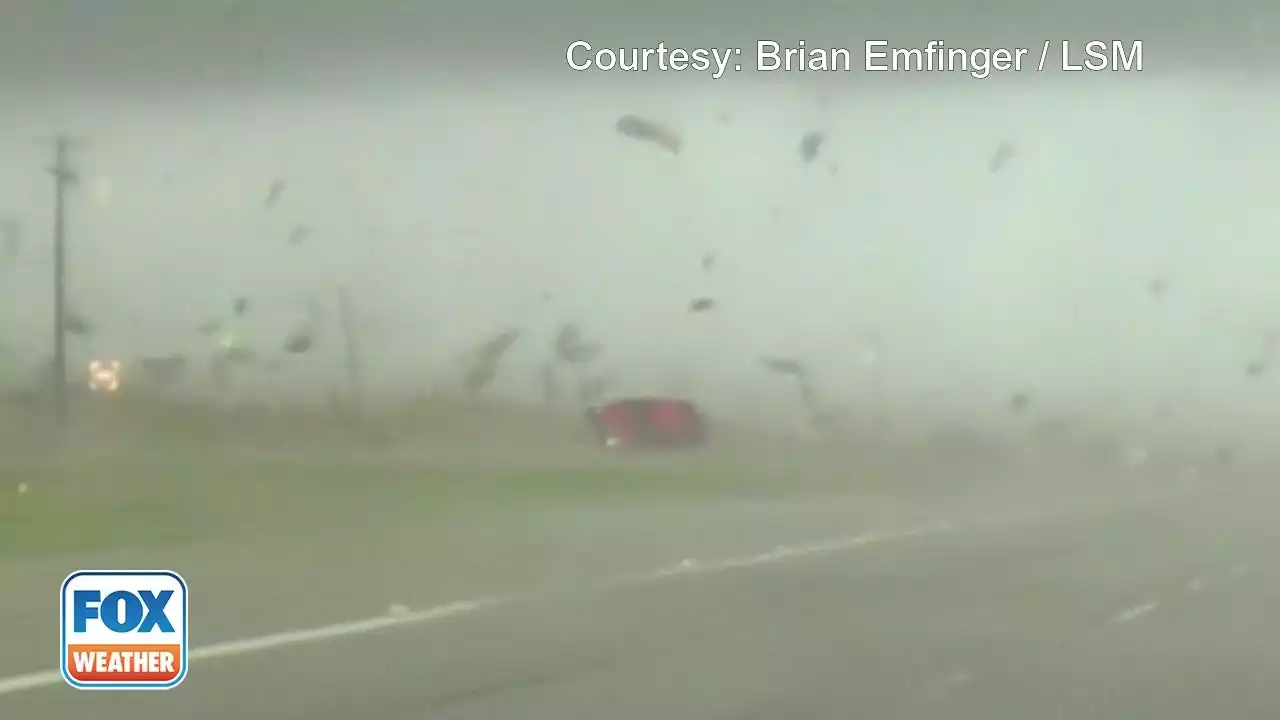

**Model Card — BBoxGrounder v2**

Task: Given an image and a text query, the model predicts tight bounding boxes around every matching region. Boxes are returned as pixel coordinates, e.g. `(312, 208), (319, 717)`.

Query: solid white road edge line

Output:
(0, 521), (958, 698)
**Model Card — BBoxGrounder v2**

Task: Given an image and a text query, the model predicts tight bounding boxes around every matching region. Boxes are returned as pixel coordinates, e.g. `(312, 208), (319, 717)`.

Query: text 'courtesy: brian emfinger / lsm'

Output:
(564, 40), (1144, 80)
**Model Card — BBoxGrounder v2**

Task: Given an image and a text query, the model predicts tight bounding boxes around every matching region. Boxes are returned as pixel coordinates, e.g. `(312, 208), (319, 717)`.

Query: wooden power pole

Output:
(50, 136), (77, 427)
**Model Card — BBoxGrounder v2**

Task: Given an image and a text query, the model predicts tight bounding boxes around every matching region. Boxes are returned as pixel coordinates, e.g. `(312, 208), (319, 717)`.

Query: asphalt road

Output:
(5, 472), (1280, 719)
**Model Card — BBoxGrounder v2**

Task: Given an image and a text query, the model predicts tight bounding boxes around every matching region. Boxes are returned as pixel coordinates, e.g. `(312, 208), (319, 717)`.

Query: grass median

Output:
(0, 455), (822, 559)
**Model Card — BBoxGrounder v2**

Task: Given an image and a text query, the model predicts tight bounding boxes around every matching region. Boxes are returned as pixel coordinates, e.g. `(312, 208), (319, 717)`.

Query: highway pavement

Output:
(4, 469), (1280, 719)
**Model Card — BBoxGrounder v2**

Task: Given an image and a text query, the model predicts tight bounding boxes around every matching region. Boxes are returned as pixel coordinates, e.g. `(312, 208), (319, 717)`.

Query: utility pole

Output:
(336, 286), (364, 422)
(50, 135), (77, 428)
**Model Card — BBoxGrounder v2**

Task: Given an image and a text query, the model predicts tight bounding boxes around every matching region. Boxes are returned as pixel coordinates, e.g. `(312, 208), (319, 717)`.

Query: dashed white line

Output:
(1112, 601), (1159, 624)
(0, 521), (958, 698)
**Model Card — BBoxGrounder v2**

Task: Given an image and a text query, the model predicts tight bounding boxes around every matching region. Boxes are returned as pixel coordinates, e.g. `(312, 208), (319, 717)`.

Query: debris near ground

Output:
(282, 329), (315, 354)
(1009, 391), (1031, 413)
(1, 217), (20, 261)
(616, 114), (682, 154)
(64, 309), (93, 337)
(554, 323), (600, 364)
(463, 328), (522, 393)
(136, 355), (188, 386)
(196, 318), (224, 336)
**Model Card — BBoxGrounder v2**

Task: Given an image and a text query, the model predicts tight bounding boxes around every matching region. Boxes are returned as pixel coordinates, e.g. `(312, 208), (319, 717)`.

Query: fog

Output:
(2, 1), (1280, 440)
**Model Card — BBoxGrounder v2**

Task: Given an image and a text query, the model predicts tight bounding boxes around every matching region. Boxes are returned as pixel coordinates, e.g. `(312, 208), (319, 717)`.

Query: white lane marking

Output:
(1112, 601), (1159, 624)
(0, 521), (957, 698)
(0, 597), (504, 697)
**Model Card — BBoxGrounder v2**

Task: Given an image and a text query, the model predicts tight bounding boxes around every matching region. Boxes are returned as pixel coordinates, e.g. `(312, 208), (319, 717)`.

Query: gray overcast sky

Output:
(0, 0), (1272, 92)
(1, 1), (1278, 443)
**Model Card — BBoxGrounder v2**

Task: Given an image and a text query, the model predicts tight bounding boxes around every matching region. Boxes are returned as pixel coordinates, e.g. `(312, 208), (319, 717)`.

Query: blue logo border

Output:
(60, 570), (189, 691)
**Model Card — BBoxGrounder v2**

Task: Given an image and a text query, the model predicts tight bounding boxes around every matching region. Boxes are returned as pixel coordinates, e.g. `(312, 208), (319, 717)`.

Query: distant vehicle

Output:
(585, 397), (708, 451)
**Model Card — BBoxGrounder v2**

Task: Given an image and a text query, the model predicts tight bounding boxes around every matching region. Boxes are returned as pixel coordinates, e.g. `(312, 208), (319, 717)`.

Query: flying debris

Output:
(799, 131), (825, 163)
(539, 363), (560, 405)
(701, 253), (716, 271)
(463, 328), (522, 393)
(759, 356), (807, 377)
(196, 318), (224, 336)
(616, 114), (682, 154)
(688, 297), (715, 313)
(264, 179), (286, 208)
(577, 375), (612, 405)
(136, 355), (187, 385)
(288, 224), (309, 245)
(554, 323), (601, 364)
(64, 310), (93, 337)
(282, 330), (314, 354)
(1009, 391), (1031, 413)
(988, 141), (1017, 173)
(0, 217), (20, 261)
(1146, 277), (1167, 298)
(233, 297), (251, 316)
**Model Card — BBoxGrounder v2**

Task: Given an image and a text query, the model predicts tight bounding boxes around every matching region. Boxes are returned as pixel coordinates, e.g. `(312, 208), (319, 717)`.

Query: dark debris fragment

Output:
(264, 179), (286, 208)
(1009, 391), (1031, 413)
(283, 332), (314, 354)
(1, 217), (21, 261)
(799, 131), (825, 163)
(988, 141), (1017, 173)
(616, 114), (682, 154)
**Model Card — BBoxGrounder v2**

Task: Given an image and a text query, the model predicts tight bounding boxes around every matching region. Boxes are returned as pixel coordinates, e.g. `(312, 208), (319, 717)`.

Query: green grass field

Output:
(0, 456), (831, 559)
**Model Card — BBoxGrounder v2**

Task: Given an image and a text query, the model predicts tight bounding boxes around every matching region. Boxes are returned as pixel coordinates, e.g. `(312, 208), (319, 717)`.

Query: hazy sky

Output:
(2, 2), (1279, 436)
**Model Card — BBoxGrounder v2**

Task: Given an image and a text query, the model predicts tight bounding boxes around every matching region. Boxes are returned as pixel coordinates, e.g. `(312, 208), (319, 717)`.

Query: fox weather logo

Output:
(60, 570), (188, 690)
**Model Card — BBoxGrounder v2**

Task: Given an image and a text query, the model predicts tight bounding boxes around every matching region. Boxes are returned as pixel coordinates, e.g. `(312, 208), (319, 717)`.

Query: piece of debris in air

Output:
(1245, 361), (1267, 377)
(799, 131), (825, 163)
(688, 297), (715, 313)
(264, 178), (286, 208)
(616, 114), (682, 154)
(701, 253), (716, 271)
(0, 217), (20, 261)
(288, 224), (309, 245)
(988, 141), (1017, 173)
(554, 323), (601, 364)
(1009, 391), (1031, 413)
(759, 356), (806, 377)
(233, 297), (251, 316)
(136, 355), (188, 386)
(1146, 277), (1167, 298)
(196, 318), (224, 337)
(282, 329), (314, 354)
(463, 328), (522, 393)
(64, 309), (93, 337)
